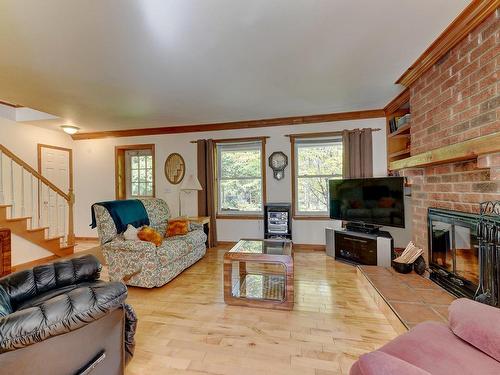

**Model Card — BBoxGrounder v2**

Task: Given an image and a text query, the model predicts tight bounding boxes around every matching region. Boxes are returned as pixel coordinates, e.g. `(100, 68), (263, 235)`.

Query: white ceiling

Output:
(0, 0), (470, 132)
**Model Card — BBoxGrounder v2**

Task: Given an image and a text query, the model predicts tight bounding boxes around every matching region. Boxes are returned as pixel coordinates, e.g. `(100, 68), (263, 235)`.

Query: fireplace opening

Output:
(429, 209), (480, 299)
(428, 204), (500, 307)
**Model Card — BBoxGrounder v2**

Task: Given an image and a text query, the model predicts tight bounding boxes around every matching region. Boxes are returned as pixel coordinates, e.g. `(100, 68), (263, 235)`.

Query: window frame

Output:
(215, 137), (267, 219)
(127, 150), (154, 198)
(290, 132), (343, 219)
(115, 144), (156, 200)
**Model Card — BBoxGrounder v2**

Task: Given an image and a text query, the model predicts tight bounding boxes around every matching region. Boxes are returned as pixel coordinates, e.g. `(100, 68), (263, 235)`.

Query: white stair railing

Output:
(0, 144), (75, 248)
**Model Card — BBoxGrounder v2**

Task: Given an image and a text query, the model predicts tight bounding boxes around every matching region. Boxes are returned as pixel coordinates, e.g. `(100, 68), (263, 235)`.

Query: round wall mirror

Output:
(164, 153), (186, 184)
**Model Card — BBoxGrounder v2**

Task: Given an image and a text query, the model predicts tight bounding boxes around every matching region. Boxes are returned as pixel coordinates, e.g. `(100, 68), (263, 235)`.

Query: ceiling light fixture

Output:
(61, 125), (80, 135)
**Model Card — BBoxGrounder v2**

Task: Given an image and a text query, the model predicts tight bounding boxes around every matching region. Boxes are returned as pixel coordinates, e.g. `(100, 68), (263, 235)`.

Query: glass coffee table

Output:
(223, 239), (294, 310)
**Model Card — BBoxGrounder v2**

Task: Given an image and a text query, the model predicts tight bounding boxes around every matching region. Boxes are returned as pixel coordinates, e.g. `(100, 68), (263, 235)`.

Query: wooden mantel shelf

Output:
(390, 133), (500, 170)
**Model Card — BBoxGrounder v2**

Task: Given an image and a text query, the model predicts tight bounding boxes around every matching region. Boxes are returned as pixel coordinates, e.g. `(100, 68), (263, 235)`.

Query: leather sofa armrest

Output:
(0, 282), (127, 353)
(0, 255), (102, 309)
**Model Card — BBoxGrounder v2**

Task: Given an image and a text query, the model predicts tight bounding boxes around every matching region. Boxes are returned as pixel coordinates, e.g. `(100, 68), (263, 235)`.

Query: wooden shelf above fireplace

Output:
(389, 133), (500, 170)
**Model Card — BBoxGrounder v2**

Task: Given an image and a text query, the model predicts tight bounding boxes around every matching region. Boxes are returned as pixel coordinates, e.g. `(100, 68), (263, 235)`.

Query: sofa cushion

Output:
(379, 321), (500, 375)
(93, 204), (118, 244)
(0, 255), (101, 310)
(183, 229), (208, 247)
(0, 286), (12, 317)
(449, 298), (500, 362)
(0, 281), (127, 353)
(158, 238), (193, 265)
(140, 198), (170, 237)
(353, 351), (431, 375)
(15, 281), (108, 311)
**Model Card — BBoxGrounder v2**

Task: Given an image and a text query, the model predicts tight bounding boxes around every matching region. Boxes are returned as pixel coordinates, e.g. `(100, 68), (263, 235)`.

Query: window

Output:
(216, 140), (265, 216)
(127, 150), (154, 197)
(293, 136), (343, 216)
(115, 144), (155, 200)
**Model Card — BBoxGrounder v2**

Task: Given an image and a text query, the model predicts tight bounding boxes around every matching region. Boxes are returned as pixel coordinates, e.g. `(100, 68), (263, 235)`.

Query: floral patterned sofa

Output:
(93, 198), (207, 288)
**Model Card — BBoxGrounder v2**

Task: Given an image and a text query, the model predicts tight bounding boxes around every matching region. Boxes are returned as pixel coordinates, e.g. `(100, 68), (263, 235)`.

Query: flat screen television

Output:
(329, 177), (405, 228)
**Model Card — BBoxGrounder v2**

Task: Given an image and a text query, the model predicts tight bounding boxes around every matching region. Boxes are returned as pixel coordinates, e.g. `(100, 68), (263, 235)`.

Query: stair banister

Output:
(0, 144), (74, 246)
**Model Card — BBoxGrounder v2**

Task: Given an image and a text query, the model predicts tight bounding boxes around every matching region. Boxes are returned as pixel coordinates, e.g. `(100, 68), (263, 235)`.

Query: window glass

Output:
(295, 138), (342, 215)
(217, 141), (263, 214)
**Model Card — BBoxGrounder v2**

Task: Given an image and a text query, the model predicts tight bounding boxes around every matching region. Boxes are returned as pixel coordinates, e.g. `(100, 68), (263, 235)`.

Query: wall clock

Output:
(269, 151), (288, 180)
(165, 153), (186, 184)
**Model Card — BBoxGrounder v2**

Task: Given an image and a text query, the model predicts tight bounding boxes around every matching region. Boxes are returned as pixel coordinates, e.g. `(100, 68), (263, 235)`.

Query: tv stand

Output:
(345, 221), (381, 234)
(325, 228), (393, 267)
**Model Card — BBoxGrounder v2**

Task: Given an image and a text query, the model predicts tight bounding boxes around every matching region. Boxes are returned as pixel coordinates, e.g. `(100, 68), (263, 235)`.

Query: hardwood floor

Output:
(124, 246), (398, 374)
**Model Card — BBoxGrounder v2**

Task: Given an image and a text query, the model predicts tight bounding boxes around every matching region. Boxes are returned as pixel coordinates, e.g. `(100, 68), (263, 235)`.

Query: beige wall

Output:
(73, 117), (412, 246)
(1, 104), (411, 254)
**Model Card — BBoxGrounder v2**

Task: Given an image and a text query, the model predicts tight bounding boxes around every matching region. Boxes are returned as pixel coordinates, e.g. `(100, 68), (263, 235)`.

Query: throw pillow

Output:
(137, 226), (163, 247)
(449, 298), (500, 362)
(123, 224), (139, 241)
(167, 219), (189, 237)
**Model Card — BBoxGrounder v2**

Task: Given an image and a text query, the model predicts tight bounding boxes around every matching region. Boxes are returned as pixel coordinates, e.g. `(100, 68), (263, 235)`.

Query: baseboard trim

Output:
(75, 236), (99, 241)
(216, 241), (237, 247)
(293, 243), (326, 251)
(216, 241), (325, 251)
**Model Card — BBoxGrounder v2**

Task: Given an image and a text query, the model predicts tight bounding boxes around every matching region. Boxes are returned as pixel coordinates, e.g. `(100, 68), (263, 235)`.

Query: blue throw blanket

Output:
(91, 199), (150, 234)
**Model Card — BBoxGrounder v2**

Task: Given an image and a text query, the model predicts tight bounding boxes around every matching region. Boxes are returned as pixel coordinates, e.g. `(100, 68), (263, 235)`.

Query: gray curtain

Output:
(197, 139), (217, 246)
(342, 128), (373, 178)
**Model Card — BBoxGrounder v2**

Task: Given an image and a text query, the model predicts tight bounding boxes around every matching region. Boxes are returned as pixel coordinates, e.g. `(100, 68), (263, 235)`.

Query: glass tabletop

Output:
(229, 239), (292, 256)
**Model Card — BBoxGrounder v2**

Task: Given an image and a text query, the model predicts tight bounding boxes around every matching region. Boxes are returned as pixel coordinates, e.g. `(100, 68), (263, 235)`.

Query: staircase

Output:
(0, 144), (75, 258)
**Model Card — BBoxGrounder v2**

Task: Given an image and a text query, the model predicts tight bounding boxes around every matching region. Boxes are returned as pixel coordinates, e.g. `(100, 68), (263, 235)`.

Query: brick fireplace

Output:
(400, 10), (499, 262)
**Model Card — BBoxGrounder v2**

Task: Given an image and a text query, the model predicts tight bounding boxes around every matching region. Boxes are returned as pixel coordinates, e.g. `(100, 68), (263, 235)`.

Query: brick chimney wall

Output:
(401, 10), (499, 260)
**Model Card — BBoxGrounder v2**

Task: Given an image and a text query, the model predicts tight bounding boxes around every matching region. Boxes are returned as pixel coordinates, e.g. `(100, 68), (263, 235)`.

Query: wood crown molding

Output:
(389, 133), (500, 170)
(396, 0), (498, 87)
(384, 88), (410, 115)
(71, 109), (385, 140)
(0, 100), (22, 108)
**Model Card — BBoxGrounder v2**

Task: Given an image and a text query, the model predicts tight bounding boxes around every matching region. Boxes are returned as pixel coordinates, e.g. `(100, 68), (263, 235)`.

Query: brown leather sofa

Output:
(0, 254), (137, 375)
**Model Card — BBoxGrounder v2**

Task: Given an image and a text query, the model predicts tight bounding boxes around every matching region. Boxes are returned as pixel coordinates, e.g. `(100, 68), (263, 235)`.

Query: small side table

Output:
(188, 216), (211, 248)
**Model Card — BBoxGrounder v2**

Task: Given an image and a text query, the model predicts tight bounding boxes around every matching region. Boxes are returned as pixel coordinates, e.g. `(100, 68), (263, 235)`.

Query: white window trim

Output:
(216, 140), (264, 216)
(294, 136), (343, 217)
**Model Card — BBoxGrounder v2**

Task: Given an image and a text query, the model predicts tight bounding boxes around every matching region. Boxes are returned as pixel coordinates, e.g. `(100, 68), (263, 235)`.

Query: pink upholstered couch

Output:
(350, 298), (500, 375)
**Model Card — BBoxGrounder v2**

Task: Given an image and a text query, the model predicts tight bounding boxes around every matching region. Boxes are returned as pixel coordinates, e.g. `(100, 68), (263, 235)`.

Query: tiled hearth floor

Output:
(357, 266), (456, 333)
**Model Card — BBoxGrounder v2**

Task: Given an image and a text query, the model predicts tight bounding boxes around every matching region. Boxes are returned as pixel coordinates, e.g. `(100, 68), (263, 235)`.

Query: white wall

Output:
(0, 105), (74, 166)
(73, 117), (412, 247)
(0, 104), (74, 265)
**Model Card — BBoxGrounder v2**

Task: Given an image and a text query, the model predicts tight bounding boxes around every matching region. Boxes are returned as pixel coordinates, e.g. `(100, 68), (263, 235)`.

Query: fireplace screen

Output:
(429, 209), (480, 297)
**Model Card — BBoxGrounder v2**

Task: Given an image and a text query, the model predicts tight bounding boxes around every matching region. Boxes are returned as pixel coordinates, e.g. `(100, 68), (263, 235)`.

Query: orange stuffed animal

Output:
(137, 226), (163, 247)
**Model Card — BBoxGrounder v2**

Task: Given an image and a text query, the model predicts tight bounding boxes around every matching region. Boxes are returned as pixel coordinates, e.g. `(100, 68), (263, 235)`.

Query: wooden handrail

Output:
(0, 144), (70, 201)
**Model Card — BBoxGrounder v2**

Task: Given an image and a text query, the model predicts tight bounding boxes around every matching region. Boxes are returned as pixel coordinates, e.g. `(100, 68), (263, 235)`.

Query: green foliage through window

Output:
(295, 139), (342, 214)
(217, 142), (263, 213)
(130, 154), (154, 197)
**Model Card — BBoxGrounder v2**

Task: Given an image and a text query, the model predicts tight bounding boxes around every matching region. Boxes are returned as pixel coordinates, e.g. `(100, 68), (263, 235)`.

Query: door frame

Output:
(37, 143), (74, 192)
(115, 144), (156, 200)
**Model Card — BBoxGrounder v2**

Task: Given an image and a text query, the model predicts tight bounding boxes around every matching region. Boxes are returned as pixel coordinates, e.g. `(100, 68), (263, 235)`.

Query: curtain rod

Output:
(189, 136), (270, 144)
(285, 128), (381, 138)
